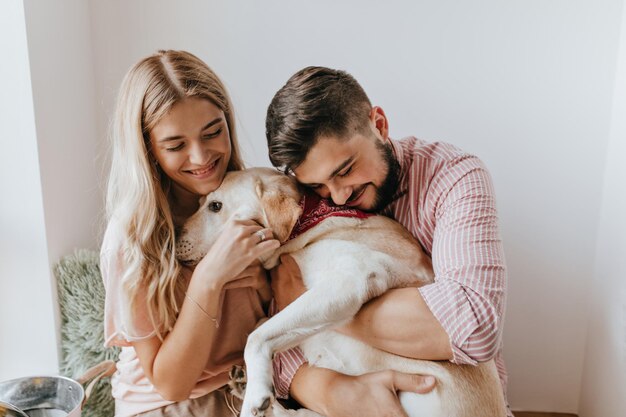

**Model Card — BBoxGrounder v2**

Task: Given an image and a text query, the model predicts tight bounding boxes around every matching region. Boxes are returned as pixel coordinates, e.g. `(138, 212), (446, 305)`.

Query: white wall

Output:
(22, 0), (102, 267)
(0, 0), (58, 379)
(0, 0), (101, 379)
(88, 0), (623, 412)
(578, 2), (626, 415)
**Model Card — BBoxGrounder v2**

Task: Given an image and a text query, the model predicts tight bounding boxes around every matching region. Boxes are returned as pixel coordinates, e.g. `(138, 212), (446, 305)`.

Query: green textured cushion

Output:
(55, 250), (119, 417)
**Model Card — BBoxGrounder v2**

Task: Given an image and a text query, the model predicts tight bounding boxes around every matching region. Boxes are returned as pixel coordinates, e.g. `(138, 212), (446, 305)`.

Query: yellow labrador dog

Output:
(177, 168), (506, 417)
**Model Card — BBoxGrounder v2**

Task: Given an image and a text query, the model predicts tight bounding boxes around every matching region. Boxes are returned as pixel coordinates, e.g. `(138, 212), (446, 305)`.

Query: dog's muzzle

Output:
(176, 238), (202, 266)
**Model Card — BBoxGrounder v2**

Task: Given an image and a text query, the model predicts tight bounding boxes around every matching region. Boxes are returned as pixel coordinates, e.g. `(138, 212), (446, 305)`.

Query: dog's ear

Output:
(258, 174), (302, 243)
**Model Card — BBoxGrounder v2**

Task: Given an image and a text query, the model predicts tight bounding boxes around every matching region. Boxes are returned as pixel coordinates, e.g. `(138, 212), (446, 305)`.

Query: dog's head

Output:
(176, 167), (303, 265)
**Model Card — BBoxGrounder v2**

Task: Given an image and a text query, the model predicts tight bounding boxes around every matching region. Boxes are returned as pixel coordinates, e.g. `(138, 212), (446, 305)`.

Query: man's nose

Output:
(328, 183), (352, 205)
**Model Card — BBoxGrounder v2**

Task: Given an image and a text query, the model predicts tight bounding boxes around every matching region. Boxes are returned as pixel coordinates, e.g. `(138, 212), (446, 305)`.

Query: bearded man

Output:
(266, 66), (511, 417)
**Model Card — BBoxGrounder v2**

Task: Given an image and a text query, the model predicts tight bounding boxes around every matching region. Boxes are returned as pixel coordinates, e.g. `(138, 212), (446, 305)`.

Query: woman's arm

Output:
(132, 262), (229, 401)
(132, 219), (279, 401)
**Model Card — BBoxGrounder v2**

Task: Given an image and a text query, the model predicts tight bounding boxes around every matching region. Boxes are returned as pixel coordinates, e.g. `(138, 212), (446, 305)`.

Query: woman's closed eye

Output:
(166, 142), (185, 152)
(164, 128), (222, 151)
(202, 127), (223, 139)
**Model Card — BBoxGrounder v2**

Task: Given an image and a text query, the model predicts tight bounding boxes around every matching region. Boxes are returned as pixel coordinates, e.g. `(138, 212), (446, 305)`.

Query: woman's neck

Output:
(169, 183), (200, 225)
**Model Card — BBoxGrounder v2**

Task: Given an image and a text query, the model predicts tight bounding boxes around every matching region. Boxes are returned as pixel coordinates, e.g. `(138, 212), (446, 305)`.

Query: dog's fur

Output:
(177, 168), (506, 417)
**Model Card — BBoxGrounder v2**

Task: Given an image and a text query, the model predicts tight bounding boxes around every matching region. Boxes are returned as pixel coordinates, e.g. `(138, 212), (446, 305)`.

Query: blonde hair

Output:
(105, 50), (244, 338)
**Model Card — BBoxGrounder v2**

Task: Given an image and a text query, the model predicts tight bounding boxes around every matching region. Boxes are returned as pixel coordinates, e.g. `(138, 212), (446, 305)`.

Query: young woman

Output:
(101, 50), (280, 417)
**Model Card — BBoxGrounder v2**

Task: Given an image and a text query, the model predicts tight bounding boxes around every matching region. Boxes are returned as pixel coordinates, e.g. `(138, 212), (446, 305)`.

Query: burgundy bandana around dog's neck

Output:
(288, 190), (374, 240)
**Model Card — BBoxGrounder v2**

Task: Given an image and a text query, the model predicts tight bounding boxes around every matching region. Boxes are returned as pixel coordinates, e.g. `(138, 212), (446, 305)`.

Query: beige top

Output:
(101, 218), (266, 417)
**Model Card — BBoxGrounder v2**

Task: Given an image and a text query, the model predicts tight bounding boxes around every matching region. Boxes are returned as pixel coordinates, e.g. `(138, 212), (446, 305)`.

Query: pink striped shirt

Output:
(272, 137), (510, 413)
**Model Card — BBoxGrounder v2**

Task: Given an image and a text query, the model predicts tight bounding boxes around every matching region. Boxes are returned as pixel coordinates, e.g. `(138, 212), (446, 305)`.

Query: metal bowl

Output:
(0, 376), (84, 417)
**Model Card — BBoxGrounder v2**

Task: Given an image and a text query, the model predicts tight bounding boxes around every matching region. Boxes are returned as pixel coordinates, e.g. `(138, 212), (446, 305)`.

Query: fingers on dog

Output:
(252, 227), (275, 244)
(255, 236), (280, 255)
(225, 217), (279, 254)
(391, 371), (436, 394)
(227, 221), (270, 242)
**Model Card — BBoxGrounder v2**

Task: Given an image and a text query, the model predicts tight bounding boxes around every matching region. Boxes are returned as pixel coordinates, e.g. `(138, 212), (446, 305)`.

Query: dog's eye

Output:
(208, 201), (222, 212)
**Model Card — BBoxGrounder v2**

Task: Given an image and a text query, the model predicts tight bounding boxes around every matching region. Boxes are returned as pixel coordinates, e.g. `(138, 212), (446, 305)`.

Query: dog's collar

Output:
(288, 190), (374, 240)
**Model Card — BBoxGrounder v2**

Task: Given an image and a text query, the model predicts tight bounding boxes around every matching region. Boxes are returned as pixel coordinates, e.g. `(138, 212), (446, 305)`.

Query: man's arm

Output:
(341, 165), (507, 365)
(338, 287), (453, 360)
(272, 255), (453, 361)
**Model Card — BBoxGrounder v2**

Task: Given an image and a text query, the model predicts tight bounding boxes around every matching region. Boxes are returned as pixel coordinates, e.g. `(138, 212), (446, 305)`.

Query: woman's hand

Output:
(195, 217), (280, 289)
(143, 222), (278, 400)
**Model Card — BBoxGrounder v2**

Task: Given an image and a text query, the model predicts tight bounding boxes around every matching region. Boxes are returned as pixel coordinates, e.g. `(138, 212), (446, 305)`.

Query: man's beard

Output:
(371, 140), (401, 212)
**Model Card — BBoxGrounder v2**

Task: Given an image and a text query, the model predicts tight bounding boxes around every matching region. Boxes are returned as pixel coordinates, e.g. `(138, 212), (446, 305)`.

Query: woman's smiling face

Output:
(149, 97), (232, 201)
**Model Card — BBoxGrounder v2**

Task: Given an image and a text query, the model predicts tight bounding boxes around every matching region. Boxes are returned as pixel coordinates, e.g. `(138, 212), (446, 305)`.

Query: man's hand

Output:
(270, 254), (307, 311)
(326, 371), (436, 417)
(291, 365), (436, 417)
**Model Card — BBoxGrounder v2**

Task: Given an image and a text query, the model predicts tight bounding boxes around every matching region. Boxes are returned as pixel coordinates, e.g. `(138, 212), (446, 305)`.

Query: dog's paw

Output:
(241, 379), (276, 417)
(242, 394), (274, 417)
(227, 365), (247, 400)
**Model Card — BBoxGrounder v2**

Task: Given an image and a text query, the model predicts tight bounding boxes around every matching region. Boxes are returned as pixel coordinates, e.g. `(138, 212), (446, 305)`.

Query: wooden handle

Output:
(76, 360), (116, 407)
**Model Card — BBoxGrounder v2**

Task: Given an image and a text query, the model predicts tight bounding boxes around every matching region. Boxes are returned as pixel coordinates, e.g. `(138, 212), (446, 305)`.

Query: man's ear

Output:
(259, 175), (302, 243)
(369, 106), (389, 141)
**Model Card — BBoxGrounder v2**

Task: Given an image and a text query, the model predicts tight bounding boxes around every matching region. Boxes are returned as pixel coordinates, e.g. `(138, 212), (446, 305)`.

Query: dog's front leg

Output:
(240, 281), (369, 417)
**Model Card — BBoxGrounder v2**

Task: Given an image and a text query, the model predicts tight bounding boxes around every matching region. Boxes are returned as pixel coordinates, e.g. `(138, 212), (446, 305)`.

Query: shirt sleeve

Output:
(268, 300), (308, 399)
(418, 160), (507, 365)
(272, 347), (307, 399)
(101, 220), (157, 347)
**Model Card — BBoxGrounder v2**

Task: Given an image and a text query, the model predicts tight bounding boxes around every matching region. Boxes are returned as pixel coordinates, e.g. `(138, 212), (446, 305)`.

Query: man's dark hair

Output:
(266, 66), (372, 173)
